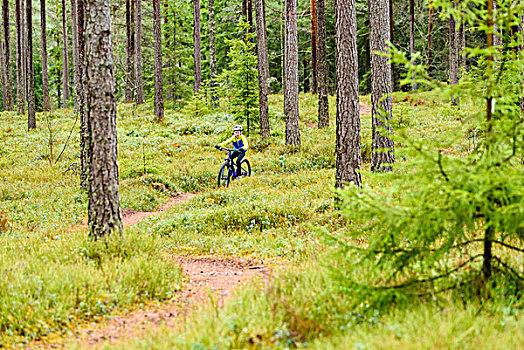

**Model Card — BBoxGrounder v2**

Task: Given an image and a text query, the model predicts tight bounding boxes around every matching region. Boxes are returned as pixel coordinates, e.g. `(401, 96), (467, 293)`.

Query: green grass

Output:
(1, 91), (520, 348)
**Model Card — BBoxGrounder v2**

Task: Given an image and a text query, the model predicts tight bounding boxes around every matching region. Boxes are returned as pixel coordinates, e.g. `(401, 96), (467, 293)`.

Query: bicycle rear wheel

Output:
(217, 163), (232, 187)
(240, 159), (251, 177)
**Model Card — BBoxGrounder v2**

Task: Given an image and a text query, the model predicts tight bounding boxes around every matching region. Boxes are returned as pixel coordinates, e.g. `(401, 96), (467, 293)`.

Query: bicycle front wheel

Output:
(240, 159), (251, 177)
(217, 163), (231, 187)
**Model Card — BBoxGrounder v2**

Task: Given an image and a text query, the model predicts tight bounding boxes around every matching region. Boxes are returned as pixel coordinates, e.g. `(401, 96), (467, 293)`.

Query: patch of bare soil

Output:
(27, 194), (269, 349)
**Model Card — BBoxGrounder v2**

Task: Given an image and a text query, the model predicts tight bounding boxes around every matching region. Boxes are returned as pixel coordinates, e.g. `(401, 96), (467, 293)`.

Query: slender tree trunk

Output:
(71, 0), (80, 112)
(242, 0), (247, 40)
(427, 1), (434, 76)
(0, 26), (7, 111)
(193, 0), (201, 93)
(15, 0), (24, 114)
(172, 3), (177, 100)
(153, 0), (164, 121)
(209, 0), (217, 103)
(248, 0), (254, 36)
(493, 0), (502, 49)
(310, 0), (317, 94)
(77, 0), (88, 189)
(125, 0), (135, 103)
(389, 0), (394, 90)
(40, 0), (51, 111)
(2, 0), (12, 110)
(62, 0), (70, 108)
(21, 0), (27, 107)
(520, 14), (523, 113)
(335, 0), (361, 189)
(317, 0), (328, 127)
(26, 0), (35, 129)
(285, 0), (300, 146)
(135, 0), (144, 104)
(409, 0), (417, 90)
(85, 0), (123, 240)
(370, 0), (394, 172)
(163, 1), (172, 101)
(458, 20), (466, 73)
(255, 0), (270, 139)
(449, 6), (459, 106)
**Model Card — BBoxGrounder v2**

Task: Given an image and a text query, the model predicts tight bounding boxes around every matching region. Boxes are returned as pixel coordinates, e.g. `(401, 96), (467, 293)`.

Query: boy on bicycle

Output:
(215, 125), (249, 177)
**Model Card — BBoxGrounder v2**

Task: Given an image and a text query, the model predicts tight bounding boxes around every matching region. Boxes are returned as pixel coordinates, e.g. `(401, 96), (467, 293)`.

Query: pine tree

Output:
(193, 0), (201, 93)
(255, 0), (270, 139)
(26, 0), (35, 130)
(317, 0), (329, 128)
(153, 0), (164, 121)
(62, 0), (70, 108)
(284, 0), (300, 146)
(40, 0), (51, 111)
(135, 0), (144, 104)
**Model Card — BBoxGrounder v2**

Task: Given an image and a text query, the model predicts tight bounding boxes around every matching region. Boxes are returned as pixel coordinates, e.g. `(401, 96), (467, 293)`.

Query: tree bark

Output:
(389, 0), (394, 91)
(21, 0), (26, 107)
(15, 0), (24, 114)
(163, 1), (172, 101)
(172, 3), (177, 100)
(310, 0), (317, 94)
(71, 0), (80, 112)
(153, 0), (164, 121)
(255, 0), (270, 139)
(77, 0), (88, 190)
(135, 0), (144, 104)
(0, 23), (7, 111)
(193, 0), (201, 93)
(26, 0), (35, 130)
(284, 0), (300, 146)
(85, 0), (123, 240)
(370, 0), (394, 172)
(125, 0), (135, 103)
(409, 0), (417, 90)
(335, 0), (361, 189)
(62, 0), (70, 108)
(492, 1), (502, 49)
(209, 0), (217, 103)
(520, 14), (523, 113)
(458, 20), (465, 72)
(317, 0), (328, 128)
(2, 0), (12, 110)
(449, 6), (459, 106)
(40, 0), (51, 111)
(427, 1), (434, 76)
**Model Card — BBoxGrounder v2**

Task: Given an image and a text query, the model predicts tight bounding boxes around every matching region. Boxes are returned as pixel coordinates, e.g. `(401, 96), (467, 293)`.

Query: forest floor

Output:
(28, 192), (269, 349)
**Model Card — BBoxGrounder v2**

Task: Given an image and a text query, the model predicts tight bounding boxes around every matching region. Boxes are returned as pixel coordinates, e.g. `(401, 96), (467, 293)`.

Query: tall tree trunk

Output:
(248, 0), (254, 36)
(125, 0), (135, 103)
(0, 25), (7, 111)
(85, 0), (123, 240)
(335, 0), (361, 189)
(15, 0), (24, 114)
(21, 0), (27, 107)
(193, 0), (201, 93)
(310, 0), (317, 94)
(153, 0), (164, 121)
(458, 20), (466, 73)
(2, 0), (12, 110)
(77, 0), (88, 189)
(40, 0), (51, 111)
(449, 6), (459, 106)
(317, 0), (328, 127)
(26, 0), (35, 130)
(172, 3), (177, 100)
(427, 1), (434, 76)
(209, 0), (217, 103)
(284, 0), (300, 146)
(493, 0), (502, 49)
(163, 1), (172, 101)
(370, 0), (394, 172)
(520, 14), (523, 113)
(255, 0), (270, 139)
(135, 0), (144, 104)
(242, 0), (247, 40)
(71, 0), (80, 112)
(389, 0), (394, 91)
(62, 0), (70, 108)
(409, 0), (417, 90)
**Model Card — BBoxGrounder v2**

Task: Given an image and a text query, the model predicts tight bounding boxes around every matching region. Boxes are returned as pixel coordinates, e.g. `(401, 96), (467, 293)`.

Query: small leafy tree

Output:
(330, 0), (524, 310)
(219, 19), (259, 135)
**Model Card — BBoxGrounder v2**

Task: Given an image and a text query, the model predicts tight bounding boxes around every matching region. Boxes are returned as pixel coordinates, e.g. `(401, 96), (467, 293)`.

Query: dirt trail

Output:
(28, 194), (268, 349)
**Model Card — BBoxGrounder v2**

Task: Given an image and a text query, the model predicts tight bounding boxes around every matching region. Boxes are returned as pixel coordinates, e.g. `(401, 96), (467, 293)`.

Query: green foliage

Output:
(218, 19), (259, 136)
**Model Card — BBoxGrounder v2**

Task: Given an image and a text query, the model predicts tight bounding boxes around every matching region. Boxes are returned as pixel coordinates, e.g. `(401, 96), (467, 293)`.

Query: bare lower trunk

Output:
(310, 0), (317, 94)
(255, 0), (270, 139)
(15, 0), (24, 115)
(153, 0), (164, 121)
(458, 20), (465, 73)
(335, 0), (361, 189)
(449, 9), (459, 106)
(125, 0), (135, 103)
(317, 0), (328, 128)
(0, 29), (6, 111)
(40, 0), (50, 111)
(493, 1), (502, 49)
(62, 0), (70, 108)
(284, 0), (300, 146)
(135, 0), (144, 104)
(520, 15), (524, 112)
(370, 0), (394, 172)
(77, 0), (88, 189)
(2, 0), (12, 110)
(71, 0), (80, 112)
(409, 0), (417, 90)
(427, 4), (434, 76)
(85, 0), (123, 240)
(26, 0), (35, 130)
(193, 0), (201, 93)
(209, 0), (217, 103)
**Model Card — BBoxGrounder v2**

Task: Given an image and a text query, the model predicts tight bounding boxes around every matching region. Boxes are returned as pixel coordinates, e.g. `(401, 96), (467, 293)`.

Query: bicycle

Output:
(216, 147), (251, 187)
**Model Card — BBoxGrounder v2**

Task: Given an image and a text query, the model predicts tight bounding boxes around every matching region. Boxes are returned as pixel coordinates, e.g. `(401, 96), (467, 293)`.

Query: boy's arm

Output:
(217, 136), (234, 148)
(241, 135), (249, 150)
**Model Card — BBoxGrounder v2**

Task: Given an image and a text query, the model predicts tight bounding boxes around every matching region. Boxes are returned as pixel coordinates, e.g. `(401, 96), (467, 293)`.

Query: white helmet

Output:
(233, 125), (243, 131)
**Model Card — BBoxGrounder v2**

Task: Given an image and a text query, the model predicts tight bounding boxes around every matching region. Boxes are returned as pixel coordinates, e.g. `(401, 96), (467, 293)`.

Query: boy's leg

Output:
(235, 150), (245, 176)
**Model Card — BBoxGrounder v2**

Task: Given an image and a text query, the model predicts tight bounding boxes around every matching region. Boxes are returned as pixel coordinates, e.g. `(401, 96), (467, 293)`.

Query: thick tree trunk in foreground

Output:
(135, 0), (144, 104)
(15, 0), (24, 114)
(284, 0), (300, 146)
(62, 0), (70, 108)
(409, 0), (417, 91)
(77, 0), (88, 189)
(26, 0), (35, 130)
(317, 0), (329, 128)
(209, 0), (217, 103)
(193, 0), (201, 93)
(335, 0), (361, 189)
(85, 0), (123, 240)
(125, 0), (135, 103)
(310, 0), (317, 94)
(370, 0), (394, 172)
(153, 0), (164, 121)
(71, 0), (80, 112)
(40, 0), (50, 111)
(255, 0), (270, 139)
(3, 0), (12, 110)
(449, 10), (459, 106)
